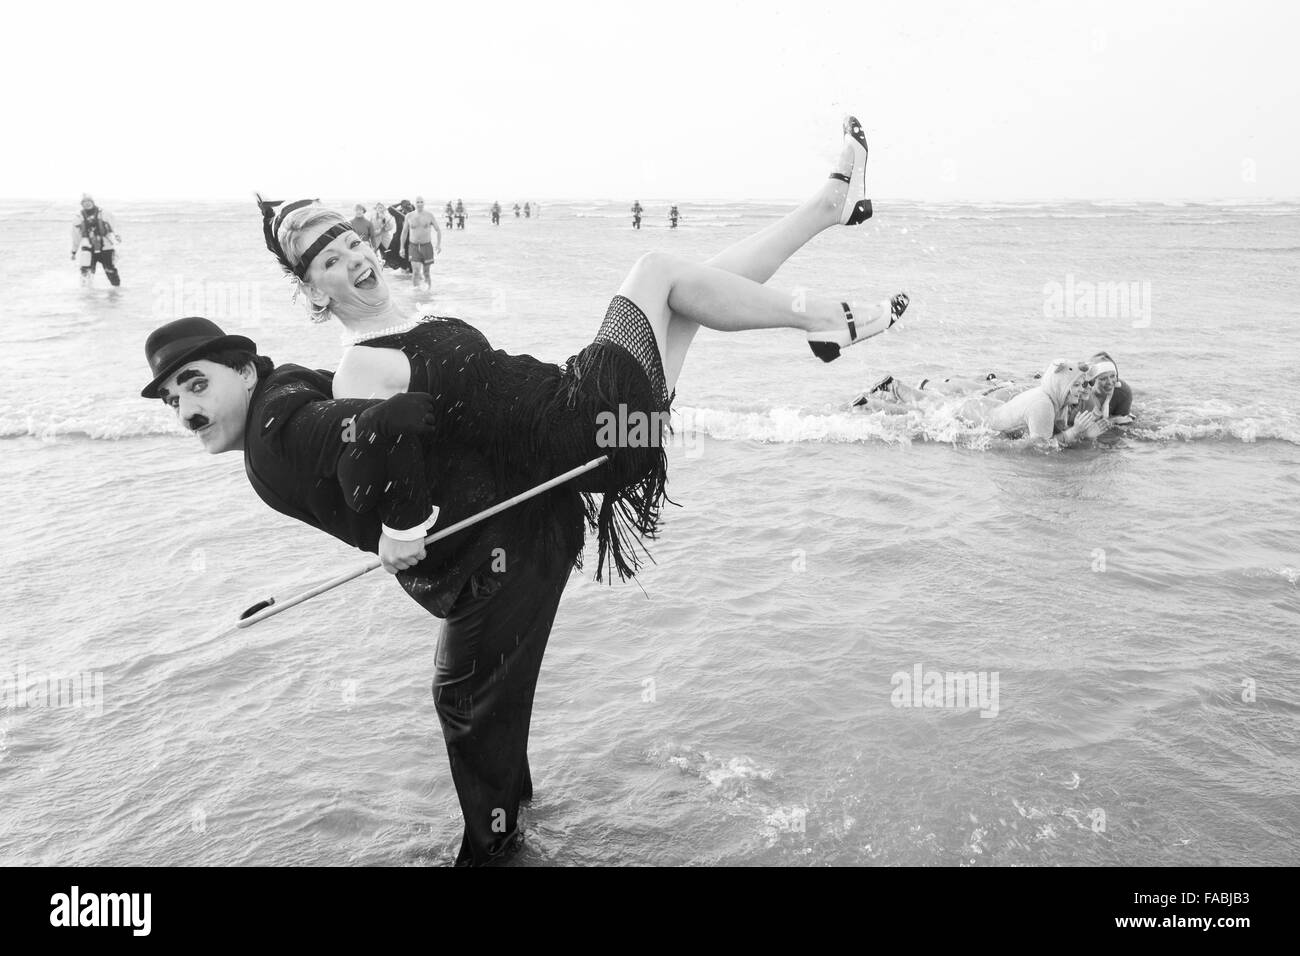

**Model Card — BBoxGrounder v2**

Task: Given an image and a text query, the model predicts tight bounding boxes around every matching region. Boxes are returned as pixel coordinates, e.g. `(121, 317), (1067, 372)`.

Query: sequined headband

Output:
(255, 194), (355, 280)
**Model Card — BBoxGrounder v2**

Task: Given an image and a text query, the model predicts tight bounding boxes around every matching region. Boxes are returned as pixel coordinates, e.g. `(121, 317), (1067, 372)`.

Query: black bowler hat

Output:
(141, 317), (257, 399)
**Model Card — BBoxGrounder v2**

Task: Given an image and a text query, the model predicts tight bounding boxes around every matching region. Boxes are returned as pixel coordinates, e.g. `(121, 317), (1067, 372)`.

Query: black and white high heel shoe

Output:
(807, 293), (909, 363)
(829, 115), (873, 226)
(850, 374), (894, 407)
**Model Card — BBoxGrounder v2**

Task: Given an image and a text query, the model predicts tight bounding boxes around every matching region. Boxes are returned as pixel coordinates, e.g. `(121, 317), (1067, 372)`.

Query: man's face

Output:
(81, 200), (94, 211)
(157, 359), (255, 454)
(415, 200), (424, 212)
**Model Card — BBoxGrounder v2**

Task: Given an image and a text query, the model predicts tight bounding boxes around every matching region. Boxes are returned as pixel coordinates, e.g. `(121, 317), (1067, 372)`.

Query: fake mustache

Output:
(186, 414), (211, 432)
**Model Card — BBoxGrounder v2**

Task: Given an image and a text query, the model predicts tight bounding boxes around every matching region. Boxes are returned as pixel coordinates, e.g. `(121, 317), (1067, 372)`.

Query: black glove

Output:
(357, 391), (437, 439)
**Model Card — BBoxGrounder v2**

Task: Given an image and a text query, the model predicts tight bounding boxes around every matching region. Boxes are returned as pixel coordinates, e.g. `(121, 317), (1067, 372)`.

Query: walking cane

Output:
(235, 456), (609, 629)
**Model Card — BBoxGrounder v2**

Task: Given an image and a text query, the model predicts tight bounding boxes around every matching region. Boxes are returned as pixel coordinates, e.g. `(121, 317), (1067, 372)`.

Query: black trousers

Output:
(82, 249), (120, 286)
(432, 549), (573, 866)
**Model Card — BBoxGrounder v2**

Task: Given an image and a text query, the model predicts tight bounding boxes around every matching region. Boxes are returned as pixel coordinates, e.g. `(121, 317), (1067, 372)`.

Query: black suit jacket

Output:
(241, 363), (569, 618)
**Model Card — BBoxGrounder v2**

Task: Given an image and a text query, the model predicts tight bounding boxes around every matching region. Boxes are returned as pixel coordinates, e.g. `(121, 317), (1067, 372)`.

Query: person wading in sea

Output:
(400, 196), (442, 290)
(71, 194), (122, 287)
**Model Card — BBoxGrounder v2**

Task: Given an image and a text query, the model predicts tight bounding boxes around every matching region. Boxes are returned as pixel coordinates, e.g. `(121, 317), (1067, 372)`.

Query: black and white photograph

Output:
(0, 0), (1294, 915)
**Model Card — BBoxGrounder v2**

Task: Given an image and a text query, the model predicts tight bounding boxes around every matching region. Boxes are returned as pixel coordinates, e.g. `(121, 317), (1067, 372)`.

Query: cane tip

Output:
(239, 598), (276, 621)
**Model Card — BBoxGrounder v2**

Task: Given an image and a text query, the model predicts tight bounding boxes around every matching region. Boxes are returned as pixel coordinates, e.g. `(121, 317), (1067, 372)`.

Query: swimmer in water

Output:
(962, 360), (1109, 446)
(858, 360), (1109, 447)
(1070, 351), (1134, 425)
(854, 371), (1019, 405)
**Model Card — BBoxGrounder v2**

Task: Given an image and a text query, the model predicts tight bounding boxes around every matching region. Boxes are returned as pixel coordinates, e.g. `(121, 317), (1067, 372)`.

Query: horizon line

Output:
(4, 195), (1298, 205)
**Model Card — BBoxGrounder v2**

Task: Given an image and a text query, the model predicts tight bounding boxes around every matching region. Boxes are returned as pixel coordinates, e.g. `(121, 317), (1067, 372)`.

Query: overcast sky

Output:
(7, 0), (1297, 200)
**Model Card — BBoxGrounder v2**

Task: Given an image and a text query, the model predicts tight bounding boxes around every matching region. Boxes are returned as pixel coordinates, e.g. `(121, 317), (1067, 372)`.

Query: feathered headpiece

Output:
(255, 194), (354, 280)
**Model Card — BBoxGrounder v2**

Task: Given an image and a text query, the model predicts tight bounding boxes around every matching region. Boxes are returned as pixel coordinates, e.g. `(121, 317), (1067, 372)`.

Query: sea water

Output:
(0, 198), (1297, 865)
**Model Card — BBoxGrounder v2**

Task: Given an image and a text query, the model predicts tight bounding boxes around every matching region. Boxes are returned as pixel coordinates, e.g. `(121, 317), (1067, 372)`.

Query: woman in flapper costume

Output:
(257, 117), (909, 580)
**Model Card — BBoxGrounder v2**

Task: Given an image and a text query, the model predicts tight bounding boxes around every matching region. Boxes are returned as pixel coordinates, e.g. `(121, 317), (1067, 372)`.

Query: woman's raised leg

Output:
(617, 251), (903, 372)
(705, 145), (856, 283)
(647, 116), (879, 388)
(655, 141), (859, 385)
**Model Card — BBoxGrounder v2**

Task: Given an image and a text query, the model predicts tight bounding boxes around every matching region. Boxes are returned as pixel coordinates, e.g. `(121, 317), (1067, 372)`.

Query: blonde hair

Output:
(1040, 360), (1087, 418)
(275, 204), (350, 274)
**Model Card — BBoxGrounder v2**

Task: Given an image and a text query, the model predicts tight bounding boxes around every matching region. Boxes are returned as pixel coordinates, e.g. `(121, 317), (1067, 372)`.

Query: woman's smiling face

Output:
(303, 228), (388, 314)
(1091, 370), (1117, 395)
(1066, 376), (1087, 405)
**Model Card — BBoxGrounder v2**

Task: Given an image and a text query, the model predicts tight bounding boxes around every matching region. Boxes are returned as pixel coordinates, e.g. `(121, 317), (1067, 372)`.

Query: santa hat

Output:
(1087, 351), (1120, 382)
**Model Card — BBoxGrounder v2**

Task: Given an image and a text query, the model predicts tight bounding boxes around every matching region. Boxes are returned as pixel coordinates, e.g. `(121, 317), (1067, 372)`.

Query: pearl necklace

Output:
(341, 316), (426, 347)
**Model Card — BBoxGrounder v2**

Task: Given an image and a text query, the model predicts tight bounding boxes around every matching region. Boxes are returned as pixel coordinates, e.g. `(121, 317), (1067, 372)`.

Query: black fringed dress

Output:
(353, 294), (674, 581)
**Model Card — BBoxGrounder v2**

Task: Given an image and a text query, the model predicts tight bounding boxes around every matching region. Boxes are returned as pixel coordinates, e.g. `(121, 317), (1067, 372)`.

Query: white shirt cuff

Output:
(382, 506), (440, 541)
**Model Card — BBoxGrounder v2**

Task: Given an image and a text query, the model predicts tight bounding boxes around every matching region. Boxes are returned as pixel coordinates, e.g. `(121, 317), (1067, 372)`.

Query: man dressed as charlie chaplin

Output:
(140, 316), (584, 865)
